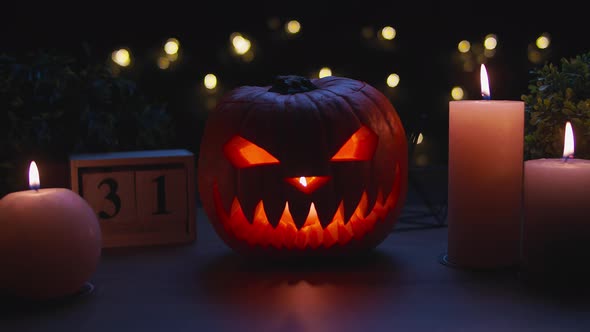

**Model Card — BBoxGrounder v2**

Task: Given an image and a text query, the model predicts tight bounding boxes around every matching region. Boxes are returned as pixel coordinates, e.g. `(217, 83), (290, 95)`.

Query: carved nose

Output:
(285, 176), (331, 194)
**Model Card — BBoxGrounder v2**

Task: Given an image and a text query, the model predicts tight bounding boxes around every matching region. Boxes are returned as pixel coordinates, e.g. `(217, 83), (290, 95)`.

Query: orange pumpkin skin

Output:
(198, 76), (408, 255)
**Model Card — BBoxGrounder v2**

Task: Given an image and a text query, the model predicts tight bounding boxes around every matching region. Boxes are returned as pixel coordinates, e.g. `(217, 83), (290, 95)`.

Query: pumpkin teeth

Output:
(212, 163), (402, 250)
(263, 200), (286, 228)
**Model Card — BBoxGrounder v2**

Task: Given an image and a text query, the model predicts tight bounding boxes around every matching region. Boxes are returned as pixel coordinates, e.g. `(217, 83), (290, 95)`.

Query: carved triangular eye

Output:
(224, 136), (280, 168)
(331, 126), (378, 161)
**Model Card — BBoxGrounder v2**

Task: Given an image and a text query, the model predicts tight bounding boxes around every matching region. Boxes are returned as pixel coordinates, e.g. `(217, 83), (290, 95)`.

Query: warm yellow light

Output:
(563, 121), (575, 158)
(157, 57), (170, 69)
(164, 38), (179, 55)
(528, 49), (542, 64)
(386, 73), (400, 88)
(484, 34), (497, 50)
(242, 51), (255, 63)
(112, 48), (131, 67)
(298, 176), (307, 187)
(318, 67), (332, 78)
(232, 33), (251, 55)
(416, 133), (424, 145)
(381, 26), (396, 40)
(204, 74), (218, 90)
(286, 20), (301, 34)
(536, 35), (550, 49)
(166, 52), (179, 62)
(480, 64), (490, 99)
(451, 86), (465, 100)
(458, 40), (471, 53)
(29, 161), (40, 190)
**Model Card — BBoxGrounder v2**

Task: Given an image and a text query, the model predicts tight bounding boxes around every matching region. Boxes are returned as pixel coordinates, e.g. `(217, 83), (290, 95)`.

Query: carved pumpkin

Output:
(198, 76), (408, 254)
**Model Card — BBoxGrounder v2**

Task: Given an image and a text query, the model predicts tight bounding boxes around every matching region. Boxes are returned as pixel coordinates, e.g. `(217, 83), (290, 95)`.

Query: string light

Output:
(451, 86), (465, 100)
(386, 73), (400, 88)
(458, 40), (471, 53)
(231, 33), (251, 55)
(318, 67), (332, 78)
(286, 20), (301, 34)
(484, 34), (497, 50)
(536, 34), (550, 49)
(164, 38), (179, 55)
(204, 73), (218, 90)
(111, 48), (131, 67)
(381, 26), (396, 40)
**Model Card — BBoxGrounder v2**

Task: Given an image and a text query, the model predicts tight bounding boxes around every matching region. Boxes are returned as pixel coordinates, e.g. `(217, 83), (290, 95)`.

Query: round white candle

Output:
(522, 125), (590, 278)
(447, 65), (524, 269)
(0, 162), (102, 300)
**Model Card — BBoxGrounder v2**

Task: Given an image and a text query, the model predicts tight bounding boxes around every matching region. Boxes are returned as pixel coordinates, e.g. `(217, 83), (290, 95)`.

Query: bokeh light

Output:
(416, 133), (424, 145)
(458, 40), (471, 53)
(381, 26), (396, 40)
(111, 48), (131, 67)
(164, 38), (179, 55)
(318, 67), (332, 78)
(166, 52), (178, 62)
(231, 33), (251, 55)
(386, 73), (400, 88)
(536, 34), (550, 49)
(484, 34), (497, 50)
(286, 20), (301, 34)
(204, 73), (218, 90)
(451, 86), (465, 100)
(157, 57), (170, 70)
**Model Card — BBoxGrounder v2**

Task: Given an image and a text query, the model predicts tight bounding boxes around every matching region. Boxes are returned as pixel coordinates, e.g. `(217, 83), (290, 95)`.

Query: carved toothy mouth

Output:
(212, 164), (401, 250)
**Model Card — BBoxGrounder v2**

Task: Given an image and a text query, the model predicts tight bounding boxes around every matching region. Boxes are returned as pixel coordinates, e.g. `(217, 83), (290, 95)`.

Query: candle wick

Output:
(563, 155), (573, 162)
(482, 94), (491, 101)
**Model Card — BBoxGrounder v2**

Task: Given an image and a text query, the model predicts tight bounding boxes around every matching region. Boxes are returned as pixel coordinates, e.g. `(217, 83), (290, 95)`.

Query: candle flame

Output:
(29, 161), (40, 190)
(563, 121), (575, 159)
(480, 64), (491, 100)
(299, 176), (308, 187)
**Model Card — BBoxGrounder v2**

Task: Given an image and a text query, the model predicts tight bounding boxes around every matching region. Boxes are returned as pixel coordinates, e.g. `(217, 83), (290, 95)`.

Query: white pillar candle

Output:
(522, 122), (590, 279)
(446, 65), (524, 269)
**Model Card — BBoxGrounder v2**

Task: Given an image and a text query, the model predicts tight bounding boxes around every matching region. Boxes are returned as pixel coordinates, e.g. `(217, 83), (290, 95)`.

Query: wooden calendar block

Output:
(82, 170), (137, 224)
(135, 169), (187, 232)
(70, 150), (196, 248)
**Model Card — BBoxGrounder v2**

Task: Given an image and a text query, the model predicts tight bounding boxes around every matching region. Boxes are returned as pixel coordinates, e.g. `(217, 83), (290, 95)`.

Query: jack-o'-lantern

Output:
(198, 75), (407, 254)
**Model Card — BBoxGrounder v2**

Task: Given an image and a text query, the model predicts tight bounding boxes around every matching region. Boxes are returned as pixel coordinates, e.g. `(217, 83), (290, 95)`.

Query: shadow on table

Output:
(195, 249), (404, 313)
(0, 282), (95, 318)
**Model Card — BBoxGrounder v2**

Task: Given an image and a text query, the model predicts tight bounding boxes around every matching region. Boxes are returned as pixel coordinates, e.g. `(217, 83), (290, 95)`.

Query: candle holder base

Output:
(72, 281), (95, 298)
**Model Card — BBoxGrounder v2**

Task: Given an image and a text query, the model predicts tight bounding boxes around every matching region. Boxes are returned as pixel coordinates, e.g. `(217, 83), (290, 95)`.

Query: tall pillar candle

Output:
(522, 122), (590, 280)
(446, 65), (524, 269)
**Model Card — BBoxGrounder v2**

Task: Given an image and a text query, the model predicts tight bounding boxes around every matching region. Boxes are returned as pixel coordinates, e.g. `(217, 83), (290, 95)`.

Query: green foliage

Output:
(522, 52), (590, 160)
(0, 50), (175, 194)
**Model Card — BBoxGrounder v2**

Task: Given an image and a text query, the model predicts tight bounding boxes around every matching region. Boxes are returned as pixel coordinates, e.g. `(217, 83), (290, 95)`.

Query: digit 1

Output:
(153, 175), (170, 215)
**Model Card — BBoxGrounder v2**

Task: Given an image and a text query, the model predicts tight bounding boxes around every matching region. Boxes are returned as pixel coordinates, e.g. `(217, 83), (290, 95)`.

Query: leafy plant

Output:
(522, 52), (590, 160)
(0, 50), (175, 195)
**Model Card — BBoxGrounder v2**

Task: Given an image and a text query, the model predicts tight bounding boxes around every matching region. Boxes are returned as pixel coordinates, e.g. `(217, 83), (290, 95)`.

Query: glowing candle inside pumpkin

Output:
(299, 176), (307, 187)
(0, 161), (102, 299)
(522, 122), (590, 278)
(447, 64), (524, 269)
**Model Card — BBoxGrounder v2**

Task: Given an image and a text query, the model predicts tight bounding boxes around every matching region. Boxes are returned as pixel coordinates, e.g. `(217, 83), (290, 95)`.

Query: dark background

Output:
(4, 1), (590, 165)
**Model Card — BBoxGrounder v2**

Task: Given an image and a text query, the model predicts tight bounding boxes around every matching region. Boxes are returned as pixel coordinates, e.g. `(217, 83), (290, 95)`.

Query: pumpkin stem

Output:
(268, 75), (318, 94)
